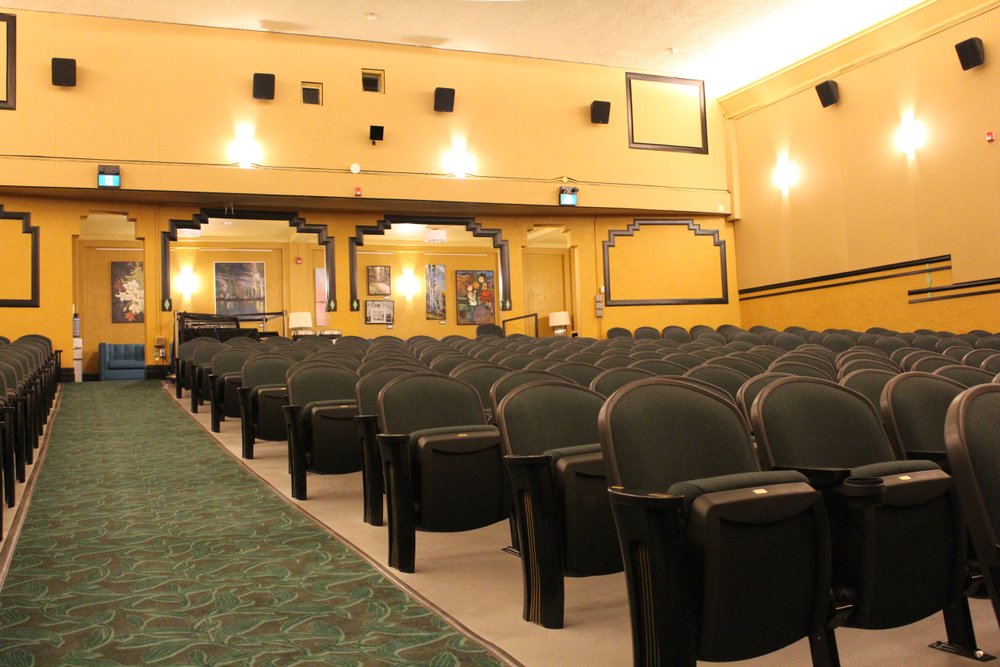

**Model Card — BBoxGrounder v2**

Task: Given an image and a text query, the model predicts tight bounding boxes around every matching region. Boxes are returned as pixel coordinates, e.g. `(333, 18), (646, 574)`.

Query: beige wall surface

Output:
(731, 4), (1000, 289)
(0, 9), (730, 215)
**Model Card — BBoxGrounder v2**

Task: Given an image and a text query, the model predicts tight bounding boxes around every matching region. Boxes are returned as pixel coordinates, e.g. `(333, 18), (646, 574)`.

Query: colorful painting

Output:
(456, 270), (495, 325)
(425, 264), (446, 320)
(111, 261), (144, 323)
(367, 265), (391, 296)
(314, 268), (329, 328)
(365, 300), (394, 325)
(215, 262), (265, 316)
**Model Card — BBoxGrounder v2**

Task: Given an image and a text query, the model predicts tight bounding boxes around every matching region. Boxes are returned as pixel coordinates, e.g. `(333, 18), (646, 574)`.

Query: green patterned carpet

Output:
(0, 381), (505, 666)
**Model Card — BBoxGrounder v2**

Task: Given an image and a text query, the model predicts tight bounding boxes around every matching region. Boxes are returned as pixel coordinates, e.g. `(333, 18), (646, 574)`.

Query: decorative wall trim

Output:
(0, 14), (15, 111)
(160, 209), (336, 312)
(602, 219), (727, 306)
(348, 215), (512, 311)
(0, 205), (39, 307)
(625, 73), (708, 154)
(908, 275), (1000, 304)
(738, 255), (951, 302)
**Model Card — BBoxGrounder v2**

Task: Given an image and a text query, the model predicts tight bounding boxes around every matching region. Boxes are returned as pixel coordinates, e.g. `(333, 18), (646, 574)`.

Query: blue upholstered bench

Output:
(99, 343), (146, 381)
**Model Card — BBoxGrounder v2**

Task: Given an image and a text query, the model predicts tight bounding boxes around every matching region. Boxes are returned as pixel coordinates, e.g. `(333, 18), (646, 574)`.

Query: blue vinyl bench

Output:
(99, 343), (146, 381)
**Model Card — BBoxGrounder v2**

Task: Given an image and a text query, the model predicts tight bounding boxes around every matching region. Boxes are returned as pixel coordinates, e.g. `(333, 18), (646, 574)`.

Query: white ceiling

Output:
(3, 0), (929, 95)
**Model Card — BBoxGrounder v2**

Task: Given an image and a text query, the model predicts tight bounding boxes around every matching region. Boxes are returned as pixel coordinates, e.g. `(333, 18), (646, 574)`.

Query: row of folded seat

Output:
(0, 334), (61, 541)
(171, 326), (1000, 667)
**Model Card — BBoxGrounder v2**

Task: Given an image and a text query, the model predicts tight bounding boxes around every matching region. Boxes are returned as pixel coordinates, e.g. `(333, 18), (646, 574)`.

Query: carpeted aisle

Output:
(0, 381), (506, 666)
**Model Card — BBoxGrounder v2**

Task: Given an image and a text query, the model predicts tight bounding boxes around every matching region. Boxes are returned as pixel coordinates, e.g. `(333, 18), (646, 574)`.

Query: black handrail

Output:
(502, 313), (539, 337)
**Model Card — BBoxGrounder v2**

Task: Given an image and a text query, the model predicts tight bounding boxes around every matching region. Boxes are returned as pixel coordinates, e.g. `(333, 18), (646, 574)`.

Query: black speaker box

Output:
(369, 125), (384, 142)
(253, 73), (275, 100)
(815, 80), (839, 108)
(434, 87), (455, 112)
(51, 58), (76, 87)
(956, 37), (985, 71)
(591, 100), (611, 124)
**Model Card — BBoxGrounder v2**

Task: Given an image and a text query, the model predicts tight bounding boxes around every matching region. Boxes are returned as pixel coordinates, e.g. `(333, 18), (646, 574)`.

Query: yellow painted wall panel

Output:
(0, 214), (31, 298)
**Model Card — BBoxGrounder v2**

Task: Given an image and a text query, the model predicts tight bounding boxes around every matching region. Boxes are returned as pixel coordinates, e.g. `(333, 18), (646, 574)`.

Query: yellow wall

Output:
(0, 8), (730, 215)
(728, 2), (1000, 332)
(76, 240), (145, 373)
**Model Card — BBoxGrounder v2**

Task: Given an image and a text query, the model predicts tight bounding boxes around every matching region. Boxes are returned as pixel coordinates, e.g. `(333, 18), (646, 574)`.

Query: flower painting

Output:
(456, 270), (495, 325)
(111, 261), (145, 323)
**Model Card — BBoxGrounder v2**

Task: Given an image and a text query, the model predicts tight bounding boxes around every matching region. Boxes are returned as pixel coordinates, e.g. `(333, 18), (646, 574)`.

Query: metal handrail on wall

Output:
(502, 313), (539, 337)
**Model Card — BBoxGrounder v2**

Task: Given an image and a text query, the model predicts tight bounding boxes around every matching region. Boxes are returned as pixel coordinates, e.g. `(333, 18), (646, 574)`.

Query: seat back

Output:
(241, 353), (295, 389)
(880, 372), (965, 462)
(489, 369), (568, 414)
(752, 377), (895, 470)
(589, 367), (654, 396)
(682, 364), (749, 401)
(734, 372), (792, 423)
(287, 364), (358, 405)
(449, 363), (509, 414)
(378, 372), (486, 434)
(498, 381), (604, 456)
(945, 384), (1000, 570)
(933, 364), (995, 387)
(600, 378), (758, 489)
(839, 368), (897, 410)
(211, 347), (258, 377)
(547, 361), (603, 387)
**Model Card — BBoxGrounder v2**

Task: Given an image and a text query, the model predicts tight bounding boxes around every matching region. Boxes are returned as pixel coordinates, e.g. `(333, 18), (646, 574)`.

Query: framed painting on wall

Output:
(365, 299), (394, 325)
(367, 265), (391, 296)
(111, 261), (144, 323)
(456, 270), (495, 325)
(215, 262), (265, 316)
(425, 264), (446, 320)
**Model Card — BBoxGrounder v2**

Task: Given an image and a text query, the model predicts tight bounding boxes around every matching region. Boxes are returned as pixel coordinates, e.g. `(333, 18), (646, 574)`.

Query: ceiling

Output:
(3, 0), (929, 95)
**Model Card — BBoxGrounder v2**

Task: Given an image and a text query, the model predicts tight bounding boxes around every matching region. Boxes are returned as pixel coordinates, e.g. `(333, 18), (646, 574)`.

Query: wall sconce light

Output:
(399, 269), (420, 299)
(894, 112), (927, 158)
(442, 137), (475, 178)
(549, 311), (571, 336)
(228, 123), (262, 168)
(176, 266), (200, 300)
(772, 153), (800, 193)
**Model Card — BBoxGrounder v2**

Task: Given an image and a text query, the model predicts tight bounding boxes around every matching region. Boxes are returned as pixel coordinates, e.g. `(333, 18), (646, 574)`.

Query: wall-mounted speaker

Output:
(434, 87), (455, 112)
(591, 100), (611, 124)
(253, 72), (275, 100)
(815, 80), (840, 108)
(369, 125), (384, 143)
(955, 37), (985, 71)
(51, 58), (76, 87)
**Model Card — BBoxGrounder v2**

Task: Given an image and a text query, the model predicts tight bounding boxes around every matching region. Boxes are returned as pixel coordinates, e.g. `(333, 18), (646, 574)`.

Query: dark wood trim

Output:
(910, 287), (1000, 304)
(349, 215), (512, 311)
(58, 367), (74, 383)
(160, 208), (336, 312)
(602, 219), (727, 306)
(0, 205), (39, 307)
(907, 276), (1000, 297)
(738, 255), (951, 296)
(0, 14), (15, 111)
(740, 266), (950, 302)
(625, 73), (708, 154)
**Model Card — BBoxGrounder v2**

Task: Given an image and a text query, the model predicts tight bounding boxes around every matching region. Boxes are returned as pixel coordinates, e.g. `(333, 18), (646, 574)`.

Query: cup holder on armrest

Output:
(841, 476), (885, 509)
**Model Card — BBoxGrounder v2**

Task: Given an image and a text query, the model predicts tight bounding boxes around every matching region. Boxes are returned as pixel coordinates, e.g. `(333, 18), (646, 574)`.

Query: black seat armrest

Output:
(771, 465), (851, 489)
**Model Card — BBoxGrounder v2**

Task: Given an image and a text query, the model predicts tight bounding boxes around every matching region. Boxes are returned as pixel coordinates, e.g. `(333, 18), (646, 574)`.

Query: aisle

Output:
(0, 381), (510, 665)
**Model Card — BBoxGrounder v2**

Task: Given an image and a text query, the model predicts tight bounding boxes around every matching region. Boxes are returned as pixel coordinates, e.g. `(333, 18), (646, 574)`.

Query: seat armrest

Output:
(355, 414), (383, 526)
(771, 465), (851, 489)
(378, 433), (416, 572)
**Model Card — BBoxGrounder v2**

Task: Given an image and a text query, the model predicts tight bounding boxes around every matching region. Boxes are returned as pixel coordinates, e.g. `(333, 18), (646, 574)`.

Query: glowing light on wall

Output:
(228, 123), (263, 168)
(772, 153), (800, 193)
(442, 137), (476, 179)
(176, 265), (200, 300)
(398, 268), (420, 300)
(894, 112), (927, 158)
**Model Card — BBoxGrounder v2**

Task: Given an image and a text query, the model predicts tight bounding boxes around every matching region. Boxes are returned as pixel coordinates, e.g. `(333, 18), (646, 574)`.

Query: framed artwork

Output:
(456, 270), (495, 325)
(365, 299), (394, 325)
(425, 264), (446, 320)
(367, 265), (391, 295)
(215, 262), (265, 316)
(111, 261), (144, 323)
